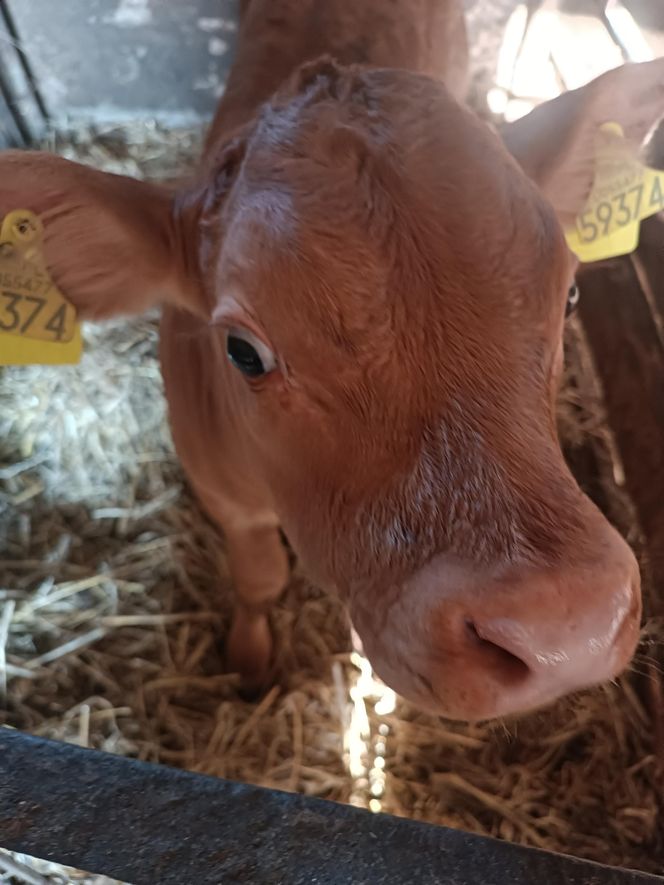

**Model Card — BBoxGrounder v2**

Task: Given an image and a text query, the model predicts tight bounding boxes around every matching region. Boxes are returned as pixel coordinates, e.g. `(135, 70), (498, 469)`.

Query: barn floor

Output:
(2, 2), (664, 883)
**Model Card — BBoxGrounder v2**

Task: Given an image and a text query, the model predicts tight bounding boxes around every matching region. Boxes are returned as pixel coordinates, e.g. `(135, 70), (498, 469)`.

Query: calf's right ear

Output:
(0, 151), (206, 321)
(501, 58), (664, 228)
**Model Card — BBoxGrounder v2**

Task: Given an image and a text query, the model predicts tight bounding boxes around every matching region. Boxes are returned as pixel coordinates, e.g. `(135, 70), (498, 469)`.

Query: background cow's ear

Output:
(0, 151), (204, 321)
(500, 59), (664, 227)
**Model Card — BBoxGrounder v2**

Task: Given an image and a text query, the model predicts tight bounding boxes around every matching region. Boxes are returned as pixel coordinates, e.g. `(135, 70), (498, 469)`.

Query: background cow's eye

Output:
(226, 327), (277, 378)
(566, 283), (580, 318)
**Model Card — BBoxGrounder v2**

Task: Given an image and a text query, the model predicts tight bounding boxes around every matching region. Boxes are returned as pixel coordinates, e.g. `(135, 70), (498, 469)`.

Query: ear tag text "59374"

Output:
(0, 210), (82, 365)
(566, 123), (664, 263)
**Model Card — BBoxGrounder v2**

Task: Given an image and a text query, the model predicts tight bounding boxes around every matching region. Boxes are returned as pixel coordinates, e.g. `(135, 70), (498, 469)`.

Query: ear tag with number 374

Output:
(0, 210), (82, 366)
(566, 123), (664, 263)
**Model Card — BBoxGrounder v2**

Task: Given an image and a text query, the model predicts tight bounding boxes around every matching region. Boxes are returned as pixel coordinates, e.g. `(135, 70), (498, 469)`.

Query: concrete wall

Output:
(4, 0), (239, 131)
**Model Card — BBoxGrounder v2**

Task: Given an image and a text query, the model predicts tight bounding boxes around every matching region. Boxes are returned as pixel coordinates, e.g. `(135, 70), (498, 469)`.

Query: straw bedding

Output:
(2, 9), (664, 880)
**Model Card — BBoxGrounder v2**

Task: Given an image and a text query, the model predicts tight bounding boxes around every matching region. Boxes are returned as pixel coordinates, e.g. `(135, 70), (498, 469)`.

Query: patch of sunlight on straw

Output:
(345, 650), (397, 813)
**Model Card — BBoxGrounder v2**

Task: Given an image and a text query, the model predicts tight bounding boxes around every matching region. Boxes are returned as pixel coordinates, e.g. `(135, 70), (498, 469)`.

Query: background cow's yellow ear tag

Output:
(0, 209), (82, 366)
(566, 123), (664, 263)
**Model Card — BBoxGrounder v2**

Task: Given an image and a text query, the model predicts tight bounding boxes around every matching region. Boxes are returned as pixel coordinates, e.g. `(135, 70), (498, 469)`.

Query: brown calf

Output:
(2, 1), (664, 720)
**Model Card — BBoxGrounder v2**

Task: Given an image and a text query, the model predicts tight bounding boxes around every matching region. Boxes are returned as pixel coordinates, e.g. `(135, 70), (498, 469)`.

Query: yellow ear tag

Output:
(565, 123), (664, 263)
(0, 210), (82, 366)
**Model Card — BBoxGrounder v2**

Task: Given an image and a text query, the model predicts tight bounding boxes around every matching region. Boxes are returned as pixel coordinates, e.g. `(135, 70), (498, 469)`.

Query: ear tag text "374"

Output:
(566, 123), (664, 263)
(0, 210), (82, 366)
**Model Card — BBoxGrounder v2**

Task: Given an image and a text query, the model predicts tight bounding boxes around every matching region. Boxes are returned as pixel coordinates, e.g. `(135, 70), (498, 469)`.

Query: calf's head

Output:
(4, 59), (663, 721)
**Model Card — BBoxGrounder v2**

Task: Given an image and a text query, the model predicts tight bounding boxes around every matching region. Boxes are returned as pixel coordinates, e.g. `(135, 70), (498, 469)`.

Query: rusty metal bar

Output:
(0, 729), (662, 885)
(578, 256), (664, 610)
(0, 1), (48, 146)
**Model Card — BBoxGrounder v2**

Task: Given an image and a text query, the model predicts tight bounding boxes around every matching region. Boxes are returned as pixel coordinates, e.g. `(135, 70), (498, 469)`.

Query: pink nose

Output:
(447, 574), (640, 718)
(359, 526), (641, 722)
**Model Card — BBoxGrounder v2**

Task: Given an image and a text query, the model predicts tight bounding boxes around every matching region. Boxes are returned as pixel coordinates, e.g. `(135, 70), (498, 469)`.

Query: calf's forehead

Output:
(211, 71), (573, 369)
(217, 165), (569, 381)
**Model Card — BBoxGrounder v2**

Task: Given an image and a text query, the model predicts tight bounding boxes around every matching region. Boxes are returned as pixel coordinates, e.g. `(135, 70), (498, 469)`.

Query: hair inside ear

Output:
(211, 134), (248, 202)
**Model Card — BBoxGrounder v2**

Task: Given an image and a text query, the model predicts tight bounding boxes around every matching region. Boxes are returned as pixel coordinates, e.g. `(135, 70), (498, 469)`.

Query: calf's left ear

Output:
(500, 58), (664, 227)
(0, 151), (203, 320)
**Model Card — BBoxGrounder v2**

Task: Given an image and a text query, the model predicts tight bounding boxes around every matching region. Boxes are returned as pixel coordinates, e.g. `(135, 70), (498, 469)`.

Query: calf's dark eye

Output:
(227, 335), (265, 377)
(565, 283), (580, 318)
(226, 327), (277, 379)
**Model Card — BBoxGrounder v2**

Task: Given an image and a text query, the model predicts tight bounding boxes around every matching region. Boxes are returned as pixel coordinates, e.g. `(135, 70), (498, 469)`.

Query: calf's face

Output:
(4, 59), (663, 720)
(198, 65), (641, 719)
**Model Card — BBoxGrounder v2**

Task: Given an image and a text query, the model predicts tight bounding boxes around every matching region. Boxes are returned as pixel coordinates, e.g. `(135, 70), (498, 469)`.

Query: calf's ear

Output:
(0, 151), (204, 320)
(501, 58), (664, 227)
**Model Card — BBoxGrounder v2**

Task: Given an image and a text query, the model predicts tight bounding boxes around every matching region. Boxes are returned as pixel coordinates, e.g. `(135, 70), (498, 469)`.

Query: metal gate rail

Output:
(0, 729), (662, 885)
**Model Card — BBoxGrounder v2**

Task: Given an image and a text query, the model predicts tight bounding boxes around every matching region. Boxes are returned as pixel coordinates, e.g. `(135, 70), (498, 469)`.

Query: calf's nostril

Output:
(464, 618), (531, 685)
